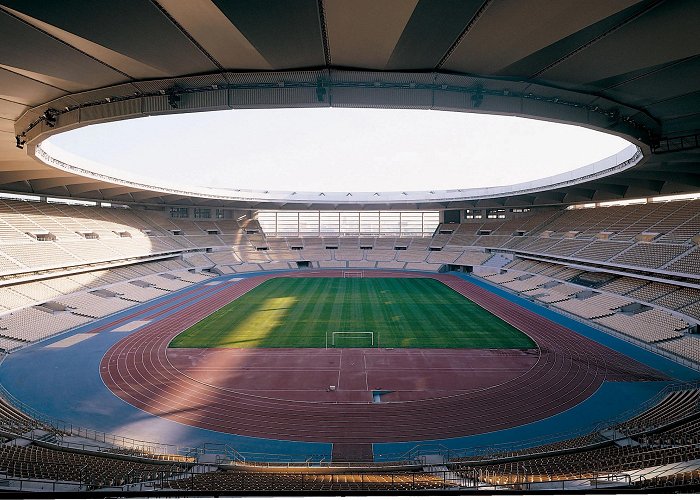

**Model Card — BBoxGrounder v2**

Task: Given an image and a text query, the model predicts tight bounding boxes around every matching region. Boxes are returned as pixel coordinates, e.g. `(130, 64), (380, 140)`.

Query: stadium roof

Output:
(1, 0), (699, 209)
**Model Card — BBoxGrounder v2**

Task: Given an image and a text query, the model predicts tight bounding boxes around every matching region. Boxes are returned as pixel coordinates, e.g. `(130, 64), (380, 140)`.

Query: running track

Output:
(100, 270), (665, 447)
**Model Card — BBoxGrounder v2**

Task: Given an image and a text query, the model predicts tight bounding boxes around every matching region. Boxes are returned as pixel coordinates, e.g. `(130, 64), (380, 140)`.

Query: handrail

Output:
(0, 377), (698, 467)
(0, 466), (645, 493)
(378, 381), (700, 464)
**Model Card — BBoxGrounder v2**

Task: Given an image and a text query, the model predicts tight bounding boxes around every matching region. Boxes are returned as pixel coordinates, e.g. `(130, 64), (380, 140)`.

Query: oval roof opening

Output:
(44, 108), (631, 193)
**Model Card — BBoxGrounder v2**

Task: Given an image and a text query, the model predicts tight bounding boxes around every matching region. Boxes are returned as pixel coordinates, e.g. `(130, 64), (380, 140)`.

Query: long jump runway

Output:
(100, 270), (665, 447)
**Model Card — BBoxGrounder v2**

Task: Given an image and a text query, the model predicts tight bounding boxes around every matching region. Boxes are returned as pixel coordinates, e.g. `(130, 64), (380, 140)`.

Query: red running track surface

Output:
(100, 271), (665, 444)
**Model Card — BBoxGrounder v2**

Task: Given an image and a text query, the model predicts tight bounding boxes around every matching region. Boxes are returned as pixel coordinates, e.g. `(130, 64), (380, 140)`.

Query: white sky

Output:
(47, 108), (631, 192)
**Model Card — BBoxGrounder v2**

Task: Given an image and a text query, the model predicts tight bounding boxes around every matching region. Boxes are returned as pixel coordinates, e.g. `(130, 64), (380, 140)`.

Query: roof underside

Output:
(0, 0), (699, 209)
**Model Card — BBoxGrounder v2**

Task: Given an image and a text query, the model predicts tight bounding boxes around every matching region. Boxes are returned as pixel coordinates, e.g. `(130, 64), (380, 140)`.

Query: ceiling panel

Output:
(539, 0), (700, 85)
(497, 1), (653, 79)
(644, 92), (700, 121)
(157, 0), (272, 70)
(0, 9), (126, 91)
(324, 0), (418, 69)
(0, 65), (66, 106)
(599, 56), (700, 108)
(0, 98), (28, 120)
(0, 0), (216, 76)
(212, 0), (325, 69)
(443, 0), (641, 75)
(387, 0), (484, 70)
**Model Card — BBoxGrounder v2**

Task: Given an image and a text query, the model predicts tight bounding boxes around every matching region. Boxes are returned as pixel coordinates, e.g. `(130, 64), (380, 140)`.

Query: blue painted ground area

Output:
(0, 274), (330, 461)
(0, 269), (697, 462)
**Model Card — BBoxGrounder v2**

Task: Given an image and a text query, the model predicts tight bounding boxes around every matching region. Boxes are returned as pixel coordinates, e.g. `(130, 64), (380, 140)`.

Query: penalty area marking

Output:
(112, 320), (150, 333)
(46, 333), (97, 349)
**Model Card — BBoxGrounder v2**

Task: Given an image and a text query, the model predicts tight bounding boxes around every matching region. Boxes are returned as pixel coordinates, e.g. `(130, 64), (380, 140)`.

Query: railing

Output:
(453, 471), (634, 491)
(0, 382), (198, 462)
(1, 373), (698, 470)
(376, 379), (700, 465)
(0, 467), (643, 493)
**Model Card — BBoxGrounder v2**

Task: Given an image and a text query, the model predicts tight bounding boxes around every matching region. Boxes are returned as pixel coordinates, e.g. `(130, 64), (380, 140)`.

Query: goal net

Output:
(328, 331), (374, 348)
(343, 271), (364, 278)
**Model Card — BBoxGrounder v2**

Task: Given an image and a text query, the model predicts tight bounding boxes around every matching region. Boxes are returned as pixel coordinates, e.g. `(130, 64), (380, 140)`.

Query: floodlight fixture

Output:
(167, 87), (182, 109)
(43, 109), (58, 128)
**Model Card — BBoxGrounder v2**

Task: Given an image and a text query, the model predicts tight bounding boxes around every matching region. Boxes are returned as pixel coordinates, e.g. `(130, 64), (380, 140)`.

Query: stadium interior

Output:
(1, 0), (700, 495)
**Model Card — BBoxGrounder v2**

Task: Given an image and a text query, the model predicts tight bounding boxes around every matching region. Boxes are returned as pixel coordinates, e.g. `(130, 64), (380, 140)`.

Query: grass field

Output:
(169, 277), (536, 349)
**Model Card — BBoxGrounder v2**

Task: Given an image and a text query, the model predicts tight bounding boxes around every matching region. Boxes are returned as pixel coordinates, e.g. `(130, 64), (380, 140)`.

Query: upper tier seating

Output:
(433, 199), (700, 276)
(0, 200), (249, 277)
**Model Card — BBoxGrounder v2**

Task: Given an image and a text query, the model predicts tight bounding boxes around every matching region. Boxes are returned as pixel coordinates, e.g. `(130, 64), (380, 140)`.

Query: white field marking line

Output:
(337, 350), (342, 391)
(363, 352), (369, 392)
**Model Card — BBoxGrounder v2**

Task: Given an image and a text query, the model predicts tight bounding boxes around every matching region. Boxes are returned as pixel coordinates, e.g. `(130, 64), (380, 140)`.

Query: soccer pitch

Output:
(169, 277), (536, 349)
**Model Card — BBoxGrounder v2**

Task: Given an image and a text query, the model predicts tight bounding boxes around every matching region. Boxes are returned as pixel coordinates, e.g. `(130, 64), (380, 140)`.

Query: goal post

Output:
(342, 271), (364, 278)
(327, 331), (375, 348)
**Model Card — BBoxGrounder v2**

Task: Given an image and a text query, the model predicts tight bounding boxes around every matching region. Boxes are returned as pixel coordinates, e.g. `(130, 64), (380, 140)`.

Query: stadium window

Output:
(193, 208), (211, 219)
(277, 211), (301, 235)
(599, 198), (646, 207)
(400, 212), (424, 235)
(299, 211), (320, 235)
(170, 207), (189, 218)
(47, 196), (96, 206)
(320, 212), (341, 234)
(379, 212), (400, 235)
(340, 212), (360, 234)
(567, 202), (596, 210)
(256, 209), (437, 236)
(443, 209), (460, 224)
(215, 209), (224, 219)
(421, 212), (440, 234)
(652, 192), (700, 202)
(465, 209), (482, 219)
(487, 209), (506, 219)
(359, 211), (380, 235)
(0, 191), (40, 202)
